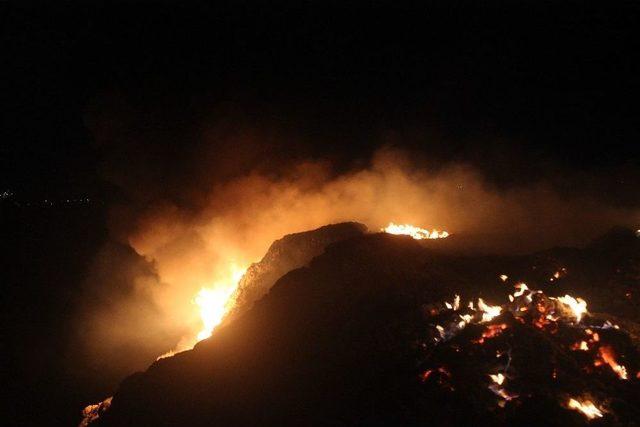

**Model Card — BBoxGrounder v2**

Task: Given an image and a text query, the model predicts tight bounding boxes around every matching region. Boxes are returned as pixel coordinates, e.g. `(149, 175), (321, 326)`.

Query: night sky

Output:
(2, 1), (640, 426)
(3, 1), (640, 200)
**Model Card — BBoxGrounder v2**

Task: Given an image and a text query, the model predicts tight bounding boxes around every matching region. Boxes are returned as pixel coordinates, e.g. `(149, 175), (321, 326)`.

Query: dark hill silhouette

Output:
(93, 228), (640, 426)
(227, 222), (368, 323)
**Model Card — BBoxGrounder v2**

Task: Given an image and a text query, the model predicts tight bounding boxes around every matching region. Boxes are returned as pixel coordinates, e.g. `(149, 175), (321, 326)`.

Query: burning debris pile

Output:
(86, 226), (640, 426)
(418, 285), (640, 424)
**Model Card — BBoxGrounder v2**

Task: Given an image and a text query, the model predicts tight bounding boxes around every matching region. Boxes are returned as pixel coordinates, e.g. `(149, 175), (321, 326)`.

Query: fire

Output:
(567, 398), (604, 419)
(598, 345), (628, 380)
(444, 294), (461, 311)
(477, 298), (502, 322)
(571, 341), (589, 351)
(488, 372), (518, 401)
(415, 273), (632, 420)
(195, 264), (246, 341)
(512, 283), (529, 298)
(157, 263), (247, 359)
(553, 295), (588, 323)
(79, 397), (112, 427)
(420, 367), (451, 383)
(489, 373), (505, 385)
(474, 323), (507, 344)
(382, 222), (449, 240)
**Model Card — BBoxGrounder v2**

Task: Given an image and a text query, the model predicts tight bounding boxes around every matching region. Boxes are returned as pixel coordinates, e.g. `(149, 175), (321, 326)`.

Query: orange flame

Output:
(158, 263), (247, 359)
(194, 264), (246, 341)
(567, 398), (604, 419)
(571, 341), (589, 351)
(553, 295), (588, 323)
(477, 298), (502, 323)
(598, 345), (628, 380)
(382, 222), (449, 240)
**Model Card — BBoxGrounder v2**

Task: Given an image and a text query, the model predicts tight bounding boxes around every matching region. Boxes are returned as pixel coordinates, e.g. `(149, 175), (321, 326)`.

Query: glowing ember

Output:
(79, 397), (112, 427)
(417, 277), (632, 420)
(489, 373), (505, 385)
(420, 367), (450, 382)
(420, 369), (434, 381)
(474, 323), (507, 344)
(499, 274), (508, 282)
(488, 375), (518, 401)
(512, 283), (529, 298)
(567, 398), (604, 419)
(382, 222), (449, 240)
(477, 298), (502, 323)
(445, 294), (461, 311)
(459, 314), (473, 324)
(598, 345), (628, 380)
(553, 294), (588, 323)
(571, 341), (589, 351)
(435, 325), (445, 339)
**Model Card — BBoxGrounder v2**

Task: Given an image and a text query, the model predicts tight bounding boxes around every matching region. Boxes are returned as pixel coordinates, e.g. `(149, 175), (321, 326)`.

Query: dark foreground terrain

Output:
(90, 225), (640, 426)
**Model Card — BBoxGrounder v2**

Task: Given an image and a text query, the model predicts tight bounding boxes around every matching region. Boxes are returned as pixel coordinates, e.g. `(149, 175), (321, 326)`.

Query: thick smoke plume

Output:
(73, 135), (638, 386)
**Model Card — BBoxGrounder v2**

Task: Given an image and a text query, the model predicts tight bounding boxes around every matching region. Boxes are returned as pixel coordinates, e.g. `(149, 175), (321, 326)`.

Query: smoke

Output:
(72, 107), (639, 386)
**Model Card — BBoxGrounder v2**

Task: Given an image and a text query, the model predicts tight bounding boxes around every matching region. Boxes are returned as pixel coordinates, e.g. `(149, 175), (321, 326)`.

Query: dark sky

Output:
(2, 1), (639, 203)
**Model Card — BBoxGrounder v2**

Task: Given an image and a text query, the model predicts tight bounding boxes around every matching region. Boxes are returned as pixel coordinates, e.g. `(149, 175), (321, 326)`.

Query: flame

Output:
(512, 283), (529, 298)
(554, 295), (588, 323)
(571, 341), (589, 351)
(459, 314), (473, 324)
(488, 372), (518, 401)
(195, 264), (246, 341)
(477, 298), (502, 323)
(567, 398), (604, 419)
(157, 263), (247, 359)
(489, 373), (505, 385)
(382, 222), (449, 240)
(416, 281), (628, 417)
(598, 345), (628, 380)
(79, 397), (112, 427)
(488, 373), (518, 401)
(445, 294), (461, 311)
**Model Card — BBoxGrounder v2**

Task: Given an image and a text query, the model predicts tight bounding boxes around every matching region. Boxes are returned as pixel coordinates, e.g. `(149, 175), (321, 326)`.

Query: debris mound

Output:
(228, 222), (367, 320)
(91, 228), (640, 426)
